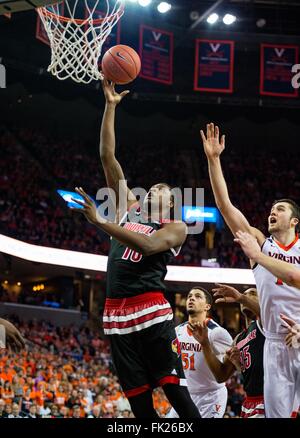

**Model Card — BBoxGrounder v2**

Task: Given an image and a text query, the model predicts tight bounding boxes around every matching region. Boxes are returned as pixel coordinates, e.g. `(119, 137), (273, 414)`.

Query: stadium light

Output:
(157, 2), (172, 13)
(138, 0), (152, 6)
(0, 234), (256, 285)
(256, 18), (266, 28)
(207, 13), (219, 24)
(223, 13), (236, 25)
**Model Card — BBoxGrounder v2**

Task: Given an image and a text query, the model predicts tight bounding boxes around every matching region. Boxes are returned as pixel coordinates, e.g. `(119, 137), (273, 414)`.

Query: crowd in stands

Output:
(0, 317), (243, 418)
(0, 127), (110, 256)
(1, 125), (300, 268)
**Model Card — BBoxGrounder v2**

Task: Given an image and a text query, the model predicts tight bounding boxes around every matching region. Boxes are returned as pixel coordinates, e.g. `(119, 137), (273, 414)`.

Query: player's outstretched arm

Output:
(71, 188), (186, 256)
(100, 77), (137, 212)
(0, 318), (25, 352)
(95, 221), (187, 256)
(213, 283), (261, 318)
(235, 231), (300, 289)
(94, 221), (187, 257)
(200, 123), (265, 246)
(188, 321), (235, 383)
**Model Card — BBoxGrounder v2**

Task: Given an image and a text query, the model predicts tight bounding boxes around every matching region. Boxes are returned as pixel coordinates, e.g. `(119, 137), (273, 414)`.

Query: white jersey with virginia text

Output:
(253, 235), (300, 334)
(176, 319), (232, 394)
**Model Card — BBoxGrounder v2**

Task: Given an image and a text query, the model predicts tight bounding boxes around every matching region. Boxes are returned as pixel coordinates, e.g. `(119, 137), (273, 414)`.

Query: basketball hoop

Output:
(37, 0), (125, 84)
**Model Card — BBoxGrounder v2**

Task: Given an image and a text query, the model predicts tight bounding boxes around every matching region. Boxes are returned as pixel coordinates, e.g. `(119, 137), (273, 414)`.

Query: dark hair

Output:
(272, 198), (300, 232)
(189, 286), (213, 306)
(155, 183), (173, 191)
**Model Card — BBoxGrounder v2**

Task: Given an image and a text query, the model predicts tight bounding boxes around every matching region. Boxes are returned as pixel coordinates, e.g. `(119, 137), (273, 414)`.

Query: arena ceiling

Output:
(165, 0), (300, 35)
(1, 0), (300, 35)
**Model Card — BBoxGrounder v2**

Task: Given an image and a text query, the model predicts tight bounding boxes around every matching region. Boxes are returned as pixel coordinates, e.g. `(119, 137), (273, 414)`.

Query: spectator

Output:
(59, 406), (70, 418)
(72, 404), (84, 418)
(0, 398), (5, 418)
(8, 403), (24, 418)
(87, 406), (101, 418)
(1, 381), (14, 404)
(0, 313), (249, 417)
(11, 375), (24, 403)
(50, 404), (61, 418)
(2, 403), (13, 418)
(27, 404), (40, 418)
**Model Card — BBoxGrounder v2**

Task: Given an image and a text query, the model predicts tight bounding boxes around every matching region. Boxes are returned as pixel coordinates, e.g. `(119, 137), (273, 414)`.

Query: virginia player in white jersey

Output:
(166, 287), (232, 418)
(201, 122), (300, 418)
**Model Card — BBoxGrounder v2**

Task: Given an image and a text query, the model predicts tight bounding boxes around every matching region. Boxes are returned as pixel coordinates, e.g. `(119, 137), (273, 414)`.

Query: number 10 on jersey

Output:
(122, 247), (143, 263)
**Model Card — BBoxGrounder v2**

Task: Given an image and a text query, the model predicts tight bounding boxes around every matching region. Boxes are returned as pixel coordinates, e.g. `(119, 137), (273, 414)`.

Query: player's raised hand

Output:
(226, 346), (241, 369)
(71, 187), (106, 225)
(200, 123), (225, 160)
(212, 284), (243, 304)
(188, 321), (209, 345)
(280, 313), (300, 348)
(234, 231), (261, 261)
(101, 76), (130, 106)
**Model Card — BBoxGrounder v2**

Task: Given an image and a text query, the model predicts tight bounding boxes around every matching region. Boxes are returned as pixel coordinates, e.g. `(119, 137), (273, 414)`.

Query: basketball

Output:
(101, 45), (141, 85)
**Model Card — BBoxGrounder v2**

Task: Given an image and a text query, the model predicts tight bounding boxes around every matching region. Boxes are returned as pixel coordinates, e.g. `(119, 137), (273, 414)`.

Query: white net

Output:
(37, 0), (125, 84)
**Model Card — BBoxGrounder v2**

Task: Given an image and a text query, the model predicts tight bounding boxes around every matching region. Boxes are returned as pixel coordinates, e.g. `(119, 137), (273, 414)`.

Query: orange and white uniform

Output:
(166, 319), (232, 418)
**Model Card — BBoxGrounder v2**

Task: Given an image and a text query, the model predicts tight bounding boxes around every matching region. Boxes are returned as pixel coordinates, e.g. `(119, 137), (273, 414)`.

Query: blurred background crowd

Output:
(0, 317), (244, 418)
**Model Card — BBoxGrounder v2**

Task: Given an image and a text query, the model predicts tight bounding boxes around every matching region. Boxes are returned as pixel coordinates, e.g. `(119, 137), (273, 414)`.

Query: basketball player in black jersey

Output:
(189, 286), (265, 418)
(71, 78), (200, 418)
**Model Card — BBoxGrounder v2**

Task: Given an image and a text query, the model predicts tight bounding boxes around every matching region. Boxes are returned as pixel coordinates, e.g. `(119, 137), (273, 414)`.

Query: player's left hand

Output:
(0, 318), (26, 352)
(101, 76), (130, 106)
(200, 123), (225, 160)
(280, 313), (300, 348)
(234, 231), (261, 261)
(212, 284), (243, 304)
(226, 346), (241, 369)
(71, 187), (105, 225)
(188, 321), (209, 345)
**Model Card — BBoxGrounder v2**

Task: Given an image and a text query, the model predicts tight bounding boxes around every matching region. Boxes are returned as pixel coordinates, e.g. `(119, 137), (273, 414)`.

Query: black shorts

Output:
(109, 320), (186, 398)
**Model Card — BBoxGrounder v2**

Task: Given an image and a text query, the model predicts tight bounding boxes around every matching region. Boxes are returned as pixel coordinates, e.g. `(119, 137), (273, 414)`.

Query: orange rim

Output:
(39, 4), (124, 25)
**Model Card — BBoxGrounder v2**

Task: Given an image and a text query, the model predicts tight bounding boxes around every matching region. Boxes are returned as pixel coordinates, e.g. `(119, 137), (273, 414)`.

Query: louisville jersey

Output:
(253, 235), (300, 334)
(176, 319), (232, 393)
(236, 320), (265, 397)
(106, 204), (180, 299)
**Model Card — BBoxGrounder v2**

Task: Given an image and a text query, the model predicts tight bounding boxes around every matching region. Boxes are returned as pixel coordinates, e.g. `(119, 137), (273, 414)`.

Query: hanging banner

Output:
(260, 44), (299, 97)
(139, 24), (173, 85)
(194, 39), (234, 93)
